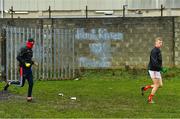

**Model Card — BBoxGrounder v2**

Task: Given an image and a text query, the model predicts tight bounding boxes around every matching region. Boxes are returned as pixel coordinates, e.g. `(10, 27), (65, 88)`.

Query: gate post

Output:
(0, 28), (6, 81)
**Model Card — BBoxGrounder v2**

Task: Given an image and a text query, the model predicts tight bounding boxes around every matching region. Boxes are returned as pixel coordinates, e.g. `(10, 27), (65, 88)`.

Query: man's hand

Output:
(34, 61), (38, 66)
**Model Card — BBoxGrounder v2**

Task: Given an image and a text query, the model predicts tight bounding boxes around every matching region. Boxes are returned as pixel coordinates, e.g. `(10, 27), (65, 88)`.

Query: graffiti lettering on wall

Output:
(79, 43), (111, 67)
(75, 28), (123, 41)
(76, 28), (124, 68)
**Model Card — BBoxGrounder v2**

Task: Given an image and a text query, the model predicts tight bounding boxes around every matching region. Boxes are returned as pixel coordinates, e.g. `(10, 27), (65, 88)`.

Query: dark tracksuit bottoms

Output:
(10, 66), (33, 97)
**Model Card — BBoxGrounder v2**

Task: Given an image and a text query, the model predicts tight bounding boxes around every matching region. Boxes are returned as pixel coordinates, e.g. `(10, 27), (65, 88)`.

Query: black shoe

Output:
(3, 83), (10, 91)
(141, 87), (145, 96)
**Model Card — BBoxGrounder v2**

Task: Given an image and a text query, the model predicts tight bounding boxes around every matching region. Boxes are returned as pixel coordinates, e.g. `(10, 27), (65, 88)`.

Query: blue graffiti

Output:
(75, 28), (123, 41)
(79, 43), (111, 68)
(76, 28), (124, 67)
(79, 57), (111, 67)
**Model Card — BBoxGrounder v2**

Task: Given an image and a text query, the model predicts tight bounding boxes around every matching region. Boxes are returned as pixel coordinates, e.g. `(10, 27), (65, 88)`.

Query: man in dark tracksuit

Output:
(141, 37), (163, 104)
(4, 38), (35, 102)
(148, 47), (162, 71)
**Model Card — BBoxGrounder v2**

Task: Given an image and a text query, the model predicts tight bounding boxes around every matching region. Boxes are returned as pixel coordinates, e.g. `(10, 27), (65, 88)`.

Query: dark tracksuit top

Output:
(17, 46), (34, 68)
(148, 47), (162, 71)
(12, 46), (34, 97)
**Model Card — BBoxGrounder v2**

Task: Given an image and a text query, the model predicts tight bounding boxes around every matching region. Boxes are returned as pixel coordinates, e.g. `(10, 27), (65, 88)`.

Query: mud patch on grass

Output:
(0, 90), (24, 101)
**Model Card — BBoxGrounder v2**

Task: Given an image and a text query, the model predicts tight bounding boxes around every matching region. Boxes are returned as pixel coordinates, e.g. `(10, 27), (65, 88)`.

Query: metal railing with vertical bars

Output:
(1, 27), (78, 82)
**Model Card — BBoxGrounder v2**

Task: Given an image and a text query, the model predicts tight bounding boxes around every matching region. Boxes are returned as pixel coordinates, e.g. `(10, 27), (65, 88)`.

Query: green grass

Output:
(1, 68), (180, 118)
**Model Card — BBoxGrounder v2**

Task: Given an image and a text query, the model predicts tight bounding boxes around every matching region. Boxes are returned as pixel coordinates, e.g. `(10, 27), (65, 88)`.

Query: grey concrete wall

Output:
(174, 17), (180, 67)
(0, 17), (176, 69)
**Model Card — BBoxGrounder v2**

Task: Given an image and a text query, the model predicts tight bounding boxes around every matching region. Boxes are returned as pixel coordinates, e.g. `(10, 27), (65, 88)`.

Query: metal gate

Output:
(1, 27), (78, 82)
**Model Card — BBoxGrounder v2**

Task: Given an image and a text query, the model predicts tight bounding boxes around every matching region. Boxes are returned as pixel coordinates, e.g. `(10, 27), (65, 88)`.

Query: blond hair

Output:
(155, 37), (163, 42)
